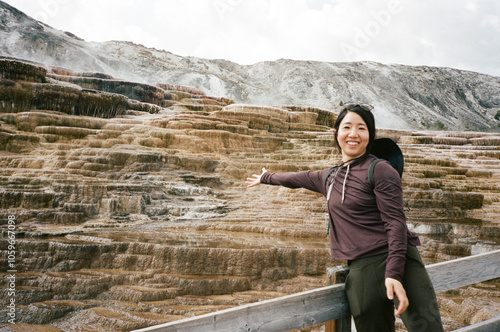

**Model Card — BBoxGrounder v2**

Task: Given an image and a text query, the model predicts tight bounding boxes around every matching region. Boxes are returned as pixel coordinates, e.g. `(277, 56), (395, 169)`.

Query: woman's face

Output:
(336, 111), (370, 162)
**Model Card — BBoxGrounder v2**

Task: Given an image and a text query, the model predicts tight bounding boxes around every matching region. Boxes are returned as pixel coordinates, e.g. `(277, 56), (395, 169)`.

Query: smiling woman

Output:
(336, 112), (369, 160)
(246, 103), (444, 332)
(334, 103), (374, 162)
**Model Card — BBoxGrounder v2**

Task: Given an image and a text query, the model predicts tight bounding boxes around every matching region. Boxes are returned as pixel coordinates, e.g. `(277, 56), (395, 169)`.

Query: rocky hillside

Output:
(1, 1), (500, 132)
(0, 55), (499, 331)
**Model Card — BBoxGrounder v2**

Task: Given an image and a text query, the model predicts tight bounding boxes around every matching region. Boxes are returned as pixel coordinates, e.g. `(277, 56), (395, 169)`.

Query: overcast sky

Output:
(4, 0), (500, 77)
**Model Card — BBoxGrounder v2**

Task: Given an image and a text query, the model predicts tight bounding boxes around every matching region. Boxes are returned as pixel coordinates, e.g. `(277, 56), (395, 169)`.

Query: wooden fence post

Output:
(325, 266), (351, 332)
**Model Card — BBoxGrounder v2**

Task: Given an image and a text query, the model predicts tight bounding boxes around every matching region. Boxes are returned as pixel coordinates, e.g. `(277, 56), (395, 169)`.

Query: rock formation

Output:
(1, 1), (500, 132)
(0, 57), (499, 331)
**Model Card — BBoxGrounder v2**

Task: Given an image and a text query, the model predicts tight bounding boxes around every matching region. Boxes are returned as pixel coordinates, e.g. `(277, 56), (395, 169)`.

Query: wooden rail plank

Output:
(135, 284), (349, 332)
(452, 315), (500, 331)
(134, 249), (500, 332)
(426, 249), (500, 293)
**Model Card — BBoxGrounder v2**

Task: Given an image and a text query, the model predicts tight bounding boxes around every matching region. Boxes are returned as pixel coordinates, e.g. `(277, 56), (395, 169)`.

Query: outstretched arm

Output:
(247, 167), (327, 195)
(246, 168), (268, 187)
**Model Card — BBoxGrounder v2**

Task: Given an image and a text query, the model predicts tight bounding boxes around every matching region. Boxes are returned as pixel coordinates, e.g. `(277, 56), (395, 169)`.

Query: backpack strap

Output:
(324, 166), (339, 187)
(368, 159), (384, 189)
(324, 166), (341, 236)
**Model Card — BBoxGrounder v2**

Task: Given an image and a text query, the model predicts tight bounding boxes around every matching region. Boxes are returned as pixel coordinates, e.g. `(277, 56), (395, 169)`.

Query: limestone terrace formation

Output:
(0, 57), (499, 331)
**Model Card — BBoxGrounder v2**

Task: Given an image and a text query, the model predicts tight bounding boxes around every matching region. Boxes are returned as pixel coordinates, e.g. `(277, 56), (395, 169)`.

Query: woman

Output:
(246, 103), (443, 332)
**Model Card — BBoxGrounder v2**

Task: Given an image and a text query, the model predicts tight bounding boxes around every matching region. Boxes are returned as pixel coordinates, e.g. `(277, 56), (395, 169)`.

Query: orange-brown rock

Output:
(0, 57), (498, 331)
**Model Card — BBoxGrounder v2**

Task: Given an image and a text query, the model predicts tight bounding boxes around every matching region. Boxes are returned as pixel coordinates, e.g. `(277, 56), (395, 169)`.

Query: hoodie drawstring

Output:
(326, 166), (340, 202)
(341, 164), (350, 204)
(326, 164), (349, 236)
(326, 164), (350, 204)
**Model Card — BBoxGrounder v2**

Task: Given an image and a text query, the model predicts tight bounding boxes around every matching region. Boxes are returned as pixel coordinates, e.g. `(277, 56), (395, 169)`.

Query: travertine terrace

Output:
(0, 57), (499, 331)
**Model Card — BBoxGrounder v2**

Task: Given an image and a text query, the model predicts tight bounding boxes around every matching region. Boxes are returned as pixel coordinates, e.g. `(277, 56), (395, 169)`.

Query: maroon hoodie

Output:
(260, 154), (420, 283)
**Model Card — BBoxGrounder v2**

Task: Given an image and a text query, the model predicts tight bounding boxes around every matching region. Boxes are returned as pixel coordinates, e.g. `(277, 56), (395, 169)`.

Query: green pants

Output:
(345, 245), (444, 332)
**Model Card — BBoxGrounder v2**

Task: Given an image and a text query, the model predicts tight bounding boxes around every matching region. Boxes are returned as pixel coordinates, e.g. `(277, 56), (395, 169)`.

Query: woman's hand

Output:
(246, 168), (268, 187)
(385, 277), (409, 316)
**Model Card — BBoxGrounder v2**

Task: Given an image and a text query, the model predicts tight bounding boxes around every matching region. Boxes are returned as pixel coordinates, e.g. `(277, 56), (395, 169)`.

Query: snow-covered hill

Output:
(1, 1), (499, 131)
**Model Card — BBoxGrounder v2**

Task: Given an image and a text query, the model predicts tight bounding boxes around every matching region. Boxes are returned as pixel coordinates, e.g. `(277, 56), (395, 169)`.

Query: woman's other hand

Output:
(246, 168), (268, 187)
(385, 277), (409, 316)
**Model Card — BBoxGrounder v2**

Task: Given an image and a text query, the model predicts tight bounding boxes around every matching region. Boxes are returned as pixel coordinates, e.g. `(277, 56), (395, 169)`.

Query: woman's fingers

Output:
(245, 174), (261, 187)
(385, 278), (409, 316)
(246, 168), (268, 187)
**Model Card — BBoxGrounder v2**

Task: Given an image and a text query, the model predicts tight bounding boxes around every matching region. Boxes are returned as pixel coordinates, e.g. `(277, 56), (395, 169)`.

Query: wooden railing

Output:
(134, 249), (500, 332)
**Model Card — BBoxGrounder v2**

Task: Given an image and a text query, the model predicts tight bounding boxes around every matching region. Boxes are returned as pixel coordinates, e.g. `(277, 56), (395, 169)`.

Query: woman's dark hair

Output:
(334, 104), (376, 153)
